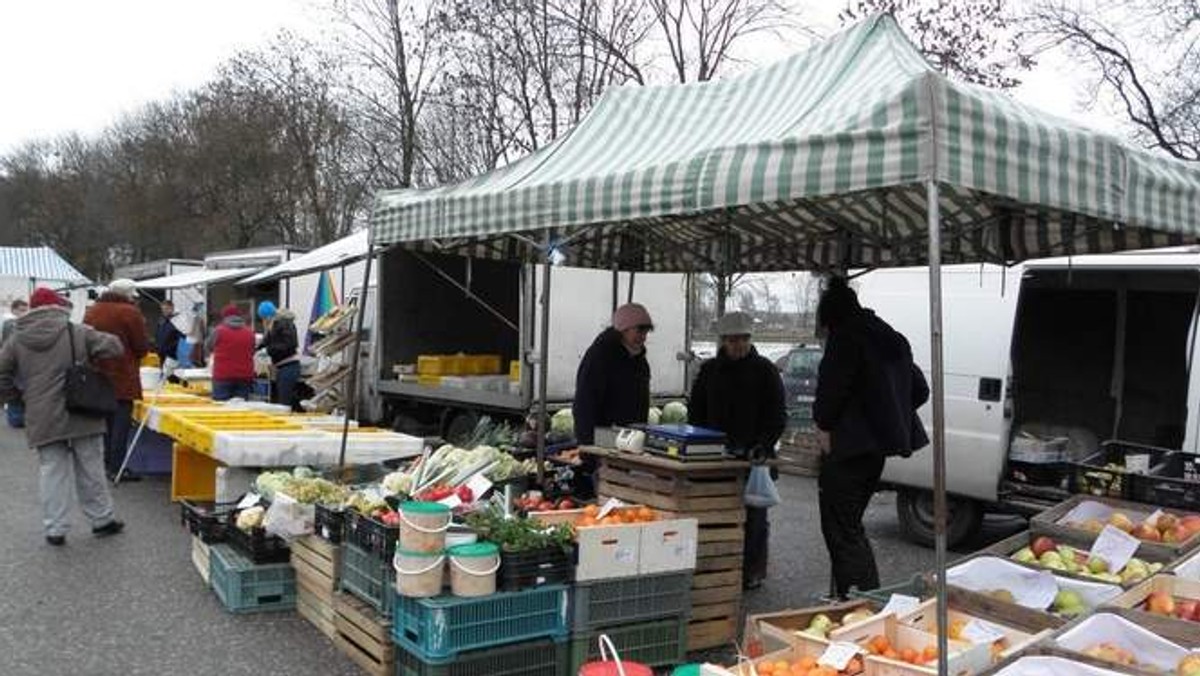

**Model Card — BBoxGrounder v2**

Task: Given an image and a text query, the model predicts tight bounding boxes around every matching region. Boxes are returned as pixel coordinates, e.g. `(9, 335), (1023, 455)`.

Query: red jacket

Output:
(83, 293), (150, 400)
(210, 318), (256, 382)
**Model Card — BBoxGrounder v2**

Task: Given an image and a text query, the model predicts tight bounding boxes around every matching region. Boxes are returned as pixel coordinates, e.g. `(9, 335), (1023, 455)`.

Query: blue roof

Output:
(0, 247), (90, 283)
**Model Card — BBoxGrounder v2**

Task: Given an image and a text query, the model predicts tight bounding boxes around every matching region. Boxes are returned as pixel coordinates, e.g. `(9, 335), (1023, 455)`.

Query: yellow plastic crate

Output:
(418, 374), (443, 386)
(417, 355), (452, 375)
(467, 354), (503, 375)
(509, 360), (521, 381)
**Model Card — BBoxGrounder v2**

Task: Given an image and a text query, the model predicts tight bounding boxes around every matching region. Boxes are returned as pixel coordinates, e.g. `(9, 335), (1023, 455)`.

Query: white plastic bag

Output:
(263, 492), (316, 540)
(743, 465), (781, 508)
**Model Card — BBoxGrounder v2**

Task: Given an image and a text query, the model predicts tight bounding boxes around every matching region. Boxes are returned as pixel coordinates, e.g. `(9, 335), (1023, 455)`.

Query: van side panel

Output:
(854, 265), (1021, 502)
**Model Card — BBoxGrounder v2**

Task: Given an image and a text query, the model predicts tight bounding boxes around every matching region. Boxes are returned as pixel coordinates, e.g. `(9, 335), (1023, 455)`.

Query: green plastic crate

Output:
(571, 571), (692, 631)
(209, 543), (296, 613)
(847, 574), (930, 605)
(341, 541), (395, 615)
(569, 618), (687, 674)
(395, 637), (566, 676)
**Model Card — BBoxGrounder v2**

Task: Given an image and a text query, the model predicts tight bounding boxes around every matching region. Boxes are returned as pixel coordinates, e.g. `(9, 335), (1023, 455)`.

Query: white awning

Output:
(238, 231), (368, 284)
(135, 267), (258, 290)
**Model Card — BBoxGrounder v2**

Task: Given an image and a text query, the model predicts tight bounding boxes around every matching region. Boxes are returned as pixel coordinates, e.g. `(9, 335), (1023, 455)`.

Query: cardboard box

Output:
(531, 505), (694, 580)
(639, 517), (698, 574)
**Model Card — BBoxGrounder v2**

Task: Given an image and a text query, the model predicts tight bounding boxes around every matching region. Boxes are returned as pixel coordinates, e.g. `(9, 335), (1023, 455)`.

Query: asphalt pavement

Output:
(0, 424), (1024, 675)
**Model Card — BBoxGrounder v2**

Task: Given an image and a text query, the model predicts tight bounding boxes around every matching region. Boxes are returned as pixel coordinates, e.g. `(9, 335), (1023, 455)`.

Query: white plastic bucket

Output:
(448, 543), (500, 598)
(394, 548), (445, 598)
(139, 367), (162, 391)
(445, 526), (478, 549)
(399, 501), (451, 553)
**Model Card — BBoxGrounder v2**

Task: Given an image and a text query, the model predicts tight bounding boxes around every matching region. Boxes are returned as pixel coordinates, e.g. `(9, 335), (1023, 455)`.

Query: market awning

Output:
(370, 15), (1200, 271)
(0, 246), (91, 284)
(135, 267), (258, 290)
(238, 231), (369, 285)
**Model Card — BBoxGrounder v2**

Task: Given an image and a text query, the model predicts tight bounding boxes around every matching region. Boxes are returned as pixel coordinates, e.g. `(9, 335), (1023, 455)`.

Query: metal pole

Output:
(338, 242), (375, 471)
(611, 266), (619, 313)
(926, 180), (949, 676)
(535, 238), (553, 485)
(627, 272), (636, 304)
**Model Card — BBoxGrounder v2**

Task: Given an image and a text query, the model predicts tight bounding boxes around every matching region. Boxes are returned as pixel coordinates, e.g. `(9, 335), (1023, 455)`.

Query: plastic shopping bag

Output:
(743, 464), (781, 508)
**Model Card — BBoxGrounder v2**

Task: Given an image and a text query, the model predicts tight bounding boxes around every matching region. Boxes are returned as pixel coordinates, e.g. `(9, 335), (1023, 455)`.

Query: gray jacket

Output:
(0, 306), (123, 448)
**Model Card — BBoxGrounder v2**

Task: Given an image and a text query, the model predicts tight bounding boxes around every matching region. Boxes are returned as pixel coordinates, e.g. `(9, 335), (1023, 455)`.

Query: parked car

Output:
(775, 344), (823, 432)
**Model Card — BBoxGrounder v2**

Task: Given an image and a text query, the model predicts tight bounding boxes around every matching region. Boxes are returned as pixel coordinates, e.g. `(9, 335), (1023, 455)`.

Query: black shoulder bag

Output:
(64, 323), (118, 417)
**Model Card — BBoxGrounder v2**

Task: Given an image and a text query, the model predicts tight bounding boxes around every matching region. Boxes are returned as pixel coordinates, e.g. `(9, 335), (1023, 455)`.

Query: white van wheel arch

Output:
(895, 488), (983, 549)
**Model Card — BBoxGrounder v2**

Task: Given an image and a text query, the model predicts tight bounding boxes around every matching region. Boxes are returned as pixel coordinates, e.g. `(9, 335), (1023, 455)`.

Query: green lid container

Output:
(448, 542), (499, 558)
(400, 500), (450, 514)
(672, 666), (702, 676)
(395, 547), (445, 558)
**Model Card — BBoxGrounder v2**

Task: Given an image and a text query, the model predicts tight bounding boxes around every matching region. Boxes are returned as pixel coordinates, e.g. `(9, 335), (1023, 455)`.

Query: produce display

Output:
(1009, 534), (1162, 583)
(795, 611), (875, 641)
(1142, 590), (1200, 622)
(514, 491), (575, 512)
(1180, 654), (1200, 676)
(660, 401), (688, 424)
(236, 505), (266, 531)
(254, 469), (349, 505)
(753, 655), (862, 676)
(382, 444), (538, 496)
(1080, 642), (1137, 668)
(465, 507), (573, 553)
(863, 635), (938, 666)
(1065, 509), (1200, 544)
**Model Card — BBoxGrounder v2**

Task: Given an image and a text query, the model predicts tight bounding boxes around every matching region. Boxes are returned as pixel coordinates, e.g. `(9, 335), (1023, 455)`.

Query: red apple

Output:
(1147, 591), (1176, 616)
(1164, 525), (1192, 544)
(1175, 599), (1198, 620)
(1031, 535), (1058, 558)
(1180, 515), (1200, 537)
(1157, 512), (1180, 533)
(1132, 523), (1163, 542)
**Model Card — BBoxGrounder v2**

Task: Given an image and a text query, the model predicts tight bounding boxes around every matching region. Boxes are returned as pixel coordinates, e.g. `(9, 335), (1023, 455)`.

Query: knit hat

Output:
(29, 287), (68, 309)
(257, 300), (278, 320)
(612, 303), (653, 332)
(108, 278), (138, 300)
(714, 311), (754, 337)
(221, 304), (242, 319)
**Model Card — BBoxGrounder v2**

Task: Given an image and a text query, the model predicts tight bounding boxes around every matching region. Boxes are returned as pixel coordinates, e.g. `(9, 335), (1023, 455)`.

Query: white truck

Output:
(373, 248), (691, 441)
(855, 249), (1200, 546)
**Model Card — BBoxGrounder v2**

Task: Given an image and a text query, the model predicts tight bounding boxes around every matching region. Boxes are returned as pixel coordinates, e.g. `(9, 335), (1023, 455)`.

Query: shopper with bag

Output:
(0, 288), (126, 546)
(688, 311), (787, 590)
(813, 276), (929, 598)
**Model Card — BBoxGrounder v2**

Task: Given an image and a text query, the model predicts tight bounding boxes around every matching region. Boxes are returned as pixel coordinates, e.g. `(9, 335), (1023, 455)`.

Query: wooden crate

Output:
(747, 599), (877, 654)
(191, 536), (211, 586)
(333, 592), (394, 676)
(298, 586), (337, 640)
(291, 535), (341, 594)
(978, 644), (1149, 676)
(688, 614), (740, 652)
(979, 529), (1171, 589)
(595, 456), (745, 513)
(1104, 574), (1200, 637)
(1031, 495), (1200, 560)
(1047, 608), (1200, 676)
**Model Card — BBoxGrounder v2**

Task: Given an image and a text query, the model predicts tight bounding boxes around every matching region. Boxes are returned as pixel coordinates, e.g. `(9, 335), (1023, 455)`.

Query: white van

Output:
(854, 248), (1200, 546)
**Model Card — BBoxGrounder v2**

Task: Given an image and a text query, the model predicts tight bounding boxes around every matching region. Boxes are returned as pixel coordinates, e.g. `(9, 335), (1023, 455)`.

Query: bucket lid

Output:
(671, 666), (702, 676)
(448, 542), (498, 558)
(395, 548), (445, 558)
(401, 501), (450, 515)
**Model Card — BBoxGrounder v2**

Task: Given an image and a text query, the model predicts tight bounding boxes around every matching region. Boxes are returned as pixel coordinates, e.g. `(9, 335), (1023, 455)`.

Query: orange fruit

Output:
(922, 646), (938, 664)
(900, 648), (917, 664)
(637, 506), (656, 521)
(583, 504), (599, 517)
(883, 648), (899, 660)
(757, 661), (775, 674)
(774, 661), (790, 673)
(797, 656), (818, 670)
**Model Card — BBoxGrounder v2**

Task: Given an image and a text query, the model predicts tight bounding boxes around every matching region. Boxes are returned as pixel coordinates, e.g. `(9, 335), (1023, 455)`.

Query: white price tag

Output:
(597, 497), (625, 520)
(879, 593), (921, 617)
(818, 642), (862, 670)
(1089, 525), (1141, 573)
(363, 486), (387, 503)
(962, 619), (1008, 645)
(1125, 454), (1151, 474)
(465, 474), (493, 501)
(437, 494), (463, 510)
(237, 492), (261, 510)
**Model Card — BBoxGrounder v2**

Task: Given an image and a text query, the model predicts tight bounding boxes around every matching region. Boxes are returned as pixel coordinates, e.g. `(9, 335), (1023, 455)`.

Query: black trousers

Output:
(743, 506), (769, 583)
(103, 399), (134, 475)
(818, 453), (886, 597)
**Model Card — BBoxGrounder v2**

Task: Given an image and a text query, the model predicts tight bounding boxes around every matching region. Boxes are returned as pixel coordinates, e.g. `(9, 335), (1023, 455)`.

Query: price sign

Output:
(818, 642), (862, 670)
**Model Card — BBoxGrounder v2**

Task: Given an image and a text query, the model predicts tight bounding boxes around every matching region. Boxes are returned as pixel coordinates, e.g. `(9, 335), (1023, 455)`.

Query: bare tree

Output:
(647, 0), (793, 83)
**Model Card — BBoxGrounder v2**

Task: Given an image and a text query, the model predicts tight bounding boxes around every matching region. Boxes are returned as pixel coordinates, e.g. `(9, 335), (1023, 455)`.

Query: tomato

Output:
(558, 499), (575, 509)
(537, 501), (555, 512)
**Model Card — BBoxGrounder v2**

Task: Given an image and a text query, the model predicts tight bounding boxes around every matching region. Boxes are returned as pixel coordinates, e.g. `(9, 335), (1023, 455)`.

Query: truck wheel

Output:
(443, 410), (481, 446)
(896, 488), (982, 549)
(392, 414), (422, 436)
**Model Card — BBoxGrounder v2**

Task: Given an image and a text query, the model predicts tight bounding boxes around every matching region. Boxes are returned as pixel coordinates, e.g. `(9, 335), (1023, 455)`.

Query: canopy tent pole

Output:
(338, 242), (375, 472)
(926, 180), (949, 676)
(627, 272), (636, 304)
(611, 265), (619, 313)
(535, 235), (553, 485)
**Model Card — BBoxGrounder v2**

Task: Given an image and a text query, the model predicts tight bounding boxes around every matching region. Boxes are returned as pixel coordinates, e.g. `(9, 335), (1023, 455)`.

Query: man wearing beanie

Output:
(84, 279), (150, 482)
(0, 288), (126, 545)
(572, 303), (654, 472)
(206, 304), (256, 401)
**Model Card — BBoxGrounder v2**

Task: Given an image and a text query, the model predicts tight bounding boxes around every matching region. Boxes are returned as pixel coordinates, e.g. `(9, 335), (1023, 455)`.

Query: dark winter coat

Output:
(0, 306), (123, 448)
(156, 314), (184, 362)
(814, 309), (930, 460)
(688, 346), (787, 456)
(572, 328), (650, 444)
(262, 309), (299, 366)
(83, 292), (151, 400)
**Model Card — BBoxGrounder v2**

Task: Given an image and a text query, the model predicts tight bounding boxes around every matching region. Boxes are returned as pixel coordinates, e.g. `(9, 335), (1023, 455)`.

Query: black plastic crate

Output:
(1129, 452), (1200, 510)
(180, 500), (234, 544)
(1070, 440), (1172, 499)
(227, 510), (290, 564)
(345, 509), (399, 561)
(1007, 460), (1070, 489)
(499, 546), (573, 592)
(315, 504), (345, 544)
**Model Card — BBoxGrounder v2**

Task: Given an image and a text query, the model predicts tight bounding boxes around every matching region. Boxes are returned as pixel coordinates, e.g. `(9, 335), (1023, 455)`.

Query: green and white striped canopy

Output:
(370, 15), (1200, 271)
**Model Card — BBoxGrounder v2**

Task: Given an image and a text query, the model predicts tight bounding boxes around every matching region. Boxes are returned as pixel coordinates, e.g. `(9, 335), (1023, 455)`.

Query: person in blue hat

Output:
(257, 300), (301, 410)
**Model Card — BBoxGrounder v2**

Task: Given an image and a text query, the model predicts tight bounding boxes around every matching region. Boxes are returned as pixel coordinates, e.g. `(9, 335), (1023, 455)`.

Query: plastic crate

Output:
(1007, 460), (1070, 489)
(568, 617), (687, 674)
(209, 543), (296, 613)
(847, 574), (930, 604)
(394, 637), (566, 676)
(226, 515), (291, 564)
(391, 584), (569, 661)
(345, 508), (399, 561)
(341, 542), (395, 615)
(1070, 441), (1172, 499)
(570, 571), (692, 631)
(180, 500), (234, 544)
(499, 546), (573, 592)
(316, 504), (345, 544)
(1129, 452), (1200, 510)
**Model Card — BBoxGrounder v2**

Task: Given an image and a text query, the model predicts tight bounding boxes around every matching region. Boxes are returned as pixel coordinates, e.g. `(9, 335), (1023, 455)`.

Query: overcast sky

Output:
(0, 1), (1111, 155)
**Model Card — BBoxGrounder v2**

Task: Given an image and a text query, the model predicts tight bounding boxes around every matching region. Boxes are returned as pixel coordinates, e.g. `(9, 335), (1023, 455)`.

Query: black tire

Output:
(443, 409), (481, 446)
(392, 414), (423, 435)
(895, 487), (983, 549)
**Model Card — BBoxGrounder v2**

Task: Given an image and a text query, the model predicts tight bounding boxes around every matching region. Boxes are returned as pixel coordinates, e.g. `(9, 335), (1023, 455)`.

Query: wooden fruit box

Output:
(1169, 546), (1200, 580)
(727, 642), (863, 675)
(690, 614), (740, 653)
(333, 592), (394, 676)
(978, 529), (1170, 589)
(297, 585), (337, 640)
(1047, 608), (1200, 676)
(747, 599), (879, 654)
(830, 614), (992, 676)
(1031, 495), (1200, 559)
(1104, 574), (1200, 634)
(897, 598), (1053, 665)
(291, 535), (341, 594)
(191, 536), (211, 587)
(979, 644), (1149, 676)
(590, 450), (746, 515)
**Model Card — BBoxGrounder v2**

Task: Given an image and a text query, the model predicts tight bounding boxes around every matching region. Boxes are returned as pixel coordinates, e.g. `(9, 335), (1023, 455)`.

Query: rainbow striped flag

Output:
(307, 270), (340, 348)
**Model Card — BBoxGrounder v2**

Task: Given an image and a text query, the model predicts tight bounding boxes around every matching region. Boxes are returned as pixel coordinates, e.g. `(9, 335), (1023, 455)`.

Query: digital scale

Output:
(638, 424), (728, 460)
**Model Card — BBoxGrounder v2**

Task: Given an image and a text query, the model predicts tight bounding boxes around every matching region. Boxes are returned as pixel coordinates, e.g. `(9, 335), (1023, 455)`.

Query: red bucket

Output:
(577, 636), (654, 676)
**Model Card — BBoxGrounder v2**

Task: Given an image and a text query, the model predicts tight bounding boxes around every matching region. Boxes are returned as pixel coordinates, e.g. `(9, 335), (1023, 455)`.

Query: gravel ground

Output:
(0, 424), (1024, 675)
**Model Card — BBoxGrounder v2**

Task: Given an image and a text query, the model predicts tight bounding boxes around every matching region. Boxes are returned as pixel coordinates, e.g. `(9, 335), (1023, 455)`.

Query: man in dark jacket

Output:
(689, 311), (786, 589)
(84, 278), (151, 482)
(156, 300), (184, 365)
(572, 303), (654, 446)
(257, 301), (301, 409)
(813, 277), (930, 597)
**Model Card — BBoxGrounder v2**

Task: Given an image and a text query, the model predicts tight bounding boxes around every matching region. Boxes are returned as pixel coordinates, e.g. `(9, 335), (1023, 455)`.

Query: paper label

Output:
(237, 492), (261, 510)
(597, 497), (624, 520)
(1125, 454), (1151, 474)
(437, 494), (463, 510)
(362, 486), (387, 503)
(1090, 525), (1140, 573)
(879, 593), (921, 617)
(465, 474), (493, 501)
(1026, 570), (1061, 610)
(962, 619), (1008, 645)
(615, 547), (636, 563)
(818, 642), (862, 670)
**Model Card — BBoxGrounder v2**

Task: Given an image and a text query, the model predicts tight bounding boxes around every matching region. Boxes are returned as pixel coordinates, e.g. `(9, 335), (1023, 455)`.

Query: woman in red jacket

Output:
(205, 304), (256, 401)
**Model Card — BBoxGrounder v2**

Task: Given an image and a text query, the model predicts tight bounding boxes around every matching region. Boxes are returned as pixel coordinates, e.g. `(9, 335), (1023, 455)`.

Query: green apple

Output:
(1040, 551), (1064, 567)
(1087, 557), (1109, 574)
(1012, 547), (1037, 563)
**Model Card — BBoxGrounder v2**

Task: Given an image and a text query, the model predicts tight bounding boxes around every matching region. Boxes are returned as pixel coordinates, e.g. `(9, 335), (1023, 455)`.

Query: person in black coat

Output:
(689, 311), (786, 589)
(155, 300), (184, 364)
(813, 276), (930, 598)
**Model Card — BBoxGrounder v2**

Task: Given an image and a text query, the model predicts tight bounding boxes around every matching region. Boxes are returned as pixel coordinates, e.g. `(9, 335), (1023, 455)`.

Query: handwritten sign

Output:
(1090, 525), (1141, 574)
(818, 642), (862, 670)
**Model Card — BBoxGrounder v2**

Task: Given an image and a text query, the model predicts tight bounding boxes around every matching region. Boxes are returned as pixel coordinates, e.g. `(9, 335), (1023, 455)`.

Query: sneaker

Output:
(92, 520), (125, 537)
(46, 535), (65, 546)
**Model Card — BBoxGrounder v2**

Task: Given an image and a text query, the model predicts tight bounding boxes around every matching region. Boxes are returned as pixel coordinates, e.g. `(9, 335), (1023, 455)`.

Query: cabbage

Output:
(648, 407), (662, 425)
(551, 409), (574, 434)
(661, 401), (688, 424)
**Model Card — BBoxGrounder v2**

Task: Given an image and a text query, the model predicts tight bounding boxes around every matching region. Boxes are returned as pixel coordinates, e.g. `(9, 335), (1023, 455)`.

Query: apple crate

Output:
(1105, 575), (1200, 632)
(978, 644), (1158, 676)
(979, 529), (1170, 589)
(727, 642), (852, 675)
(1050, 608), (1200, 676)
(747, 599), (880, 655)
(1031, 495), (1200, 560)
(897, 598), (1053, 665)
(1170, 547), (1200, 580)
(829, 613), (992, 676)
